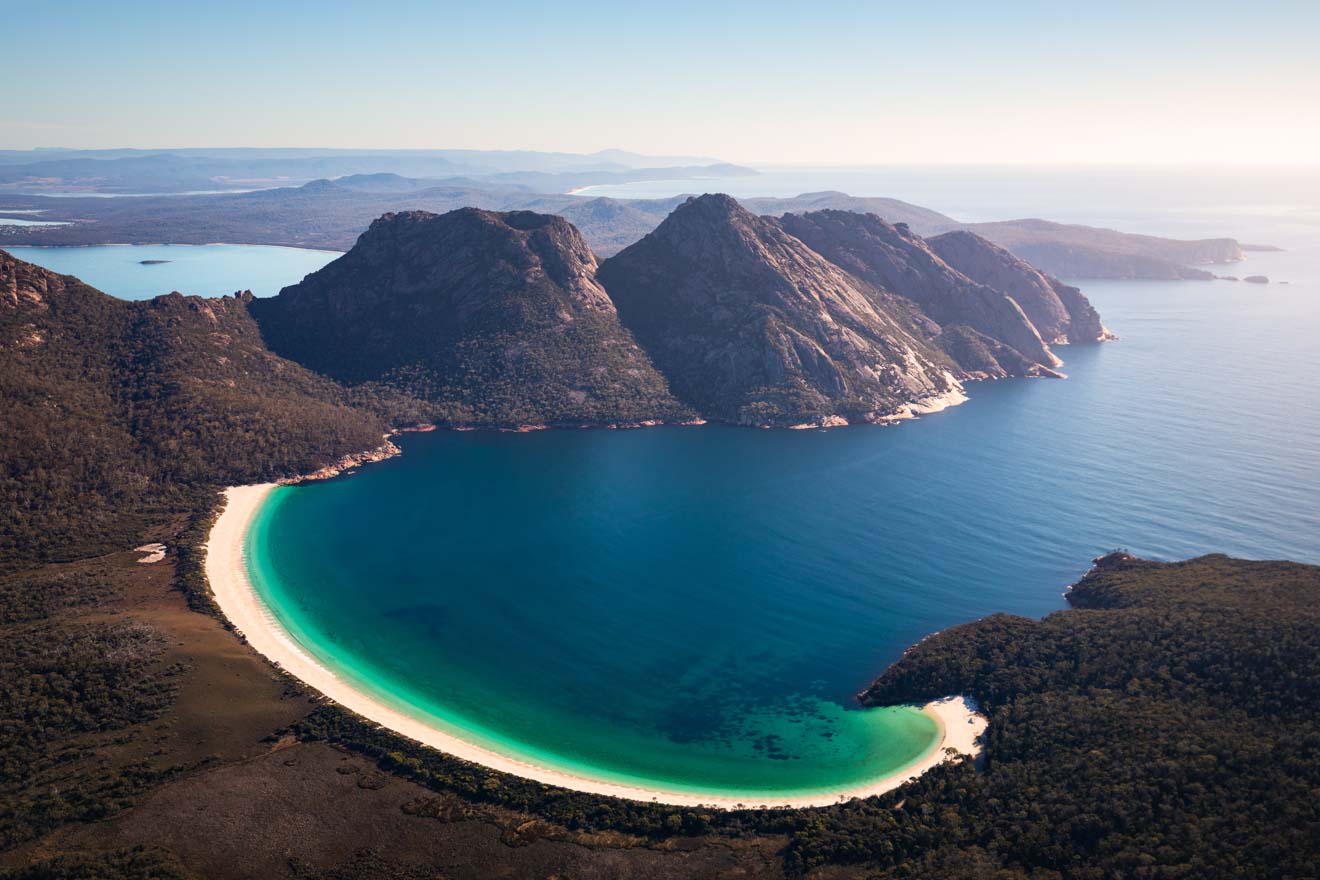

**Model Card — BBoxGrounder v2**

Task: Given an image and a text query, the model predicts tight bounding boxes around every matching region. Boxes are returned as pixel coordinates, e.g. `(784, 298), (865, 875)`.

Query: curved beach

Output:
(205, 483), (987, 809)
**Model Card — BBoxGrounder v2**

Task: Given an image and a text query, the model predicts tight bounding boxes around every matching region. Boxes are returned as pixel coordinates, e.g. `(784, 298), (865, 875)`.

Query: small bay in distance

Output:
(2, 243), (339, 300)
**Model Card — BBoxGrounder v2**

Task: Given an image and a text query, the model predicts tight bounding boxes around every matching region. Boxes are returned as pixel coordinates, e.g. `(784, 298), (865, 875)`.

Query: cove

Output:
(239, 268), (1320, 801)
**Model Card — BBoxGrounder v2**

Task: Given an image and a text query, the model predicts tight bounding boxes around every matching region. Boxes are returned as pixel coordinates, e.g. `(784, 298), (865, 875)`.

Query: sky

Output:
(4, 0), (1319, 165)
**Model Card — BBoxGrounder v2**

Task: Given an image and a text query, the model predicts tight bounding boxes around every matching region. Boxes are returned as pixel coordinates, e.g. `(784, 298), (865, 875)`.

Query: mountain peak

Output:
(251, 209), (690, 427)
(678, 192), (744, 213)
(598, 199), (963, 426)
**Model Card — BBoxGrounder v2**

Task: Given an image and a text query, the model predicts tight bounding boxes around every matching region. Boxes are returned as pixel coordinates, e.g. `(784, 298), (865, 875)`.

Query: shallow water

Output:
(2, 243), (338, 300)
(247, 253), (1320, 797)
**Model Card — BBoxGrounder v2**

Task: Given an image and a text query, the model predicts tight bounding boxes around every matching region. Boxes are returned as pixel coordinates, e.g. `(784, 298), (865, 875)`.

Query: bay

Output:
(2, 243), (339, 300)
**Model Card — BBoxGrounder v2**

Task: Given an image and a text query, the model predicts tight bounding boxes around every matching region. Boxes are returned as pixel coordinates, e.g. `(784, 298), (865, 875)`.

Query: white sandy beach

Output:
(206, 483), (987, 809)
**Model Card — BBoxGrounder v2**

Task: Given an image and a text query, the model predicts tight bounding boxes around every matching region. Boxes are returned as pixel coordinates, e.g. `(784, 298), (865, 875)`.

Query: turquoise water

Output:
(2, 243), (339, 300)
(246, 248), (1320, 796)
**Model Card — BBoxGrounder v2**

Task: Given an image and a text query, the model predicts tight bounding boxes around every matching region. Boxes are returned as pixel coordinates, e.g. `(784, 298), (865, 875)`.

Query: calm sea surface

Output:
(2, 243), (338, 300)
(246, 168), (1320, 798)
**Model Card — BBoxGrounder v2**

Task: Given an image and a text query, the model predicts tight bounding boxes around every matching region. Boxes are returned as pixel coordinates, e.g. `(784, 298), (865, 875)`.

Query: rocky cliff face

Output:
(777, 211), (1062, 377)
(597, 195), (964, 427)
(927, 230), (1112, 344)
(251, 209), (691, 427)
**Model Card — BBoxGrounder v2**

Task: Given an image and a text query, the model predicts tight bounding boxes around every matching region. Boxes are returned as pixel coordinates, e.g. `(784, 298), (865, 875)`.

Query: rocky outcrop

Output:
(598, 195), (964, 427)
(1052, 282), (1112, 343)
(279, 437), (402, 484)
(1, 249), (63, 311)
(251, 209), (692, 427)
(927, 230), (1112, 344)
(777, 211), (1062, 375)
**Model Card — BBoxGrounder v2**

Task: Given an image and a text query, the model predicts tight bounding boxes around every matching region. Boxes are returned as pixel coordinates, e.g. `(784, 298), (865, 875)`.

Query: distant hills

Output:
(3, 194), (1109, 435)
(0, 147), (755, 196)
(0, 177), (1258, 280)
(962, 217), (1248, 280)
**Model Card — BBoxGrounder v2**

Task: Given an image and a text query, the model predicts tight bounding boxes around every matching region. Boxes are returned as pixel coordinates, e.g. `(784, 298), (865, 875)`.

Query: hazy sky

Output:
(5, 0), (1318, 165)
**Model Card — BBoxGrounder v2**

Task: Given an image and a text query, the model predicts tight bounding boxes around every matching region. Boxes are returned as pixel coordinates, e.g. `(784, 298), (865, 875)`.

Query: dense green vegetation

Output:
(0, 846), (188, 880)
(0, 562), (181, 850)
(1, 254), (389, 565)
(0, 253), (388, 856)
(844, 553), (1320, 878)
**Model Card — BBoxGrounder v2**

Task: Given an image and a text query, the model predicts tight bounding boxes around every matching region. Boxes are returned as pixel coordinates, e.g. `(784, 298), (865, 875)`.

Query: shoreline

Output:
(0, 241), (345, 254)
(204, 483), (987, 809)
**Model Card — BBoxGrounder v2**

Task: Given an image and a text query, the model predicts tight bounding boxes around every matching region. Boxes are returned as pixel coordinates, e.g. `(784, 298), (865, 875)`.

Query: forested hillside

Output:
(0, 253), (388, 564)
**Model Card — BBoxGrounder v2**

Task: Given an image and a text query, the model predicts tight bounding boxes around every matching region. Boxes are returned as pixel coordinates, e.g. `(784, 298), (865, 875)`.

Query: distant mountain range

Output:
(0, 175), (1260, 280)
(2, 195), (1109, 436)
(0, 147), (754, 195)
